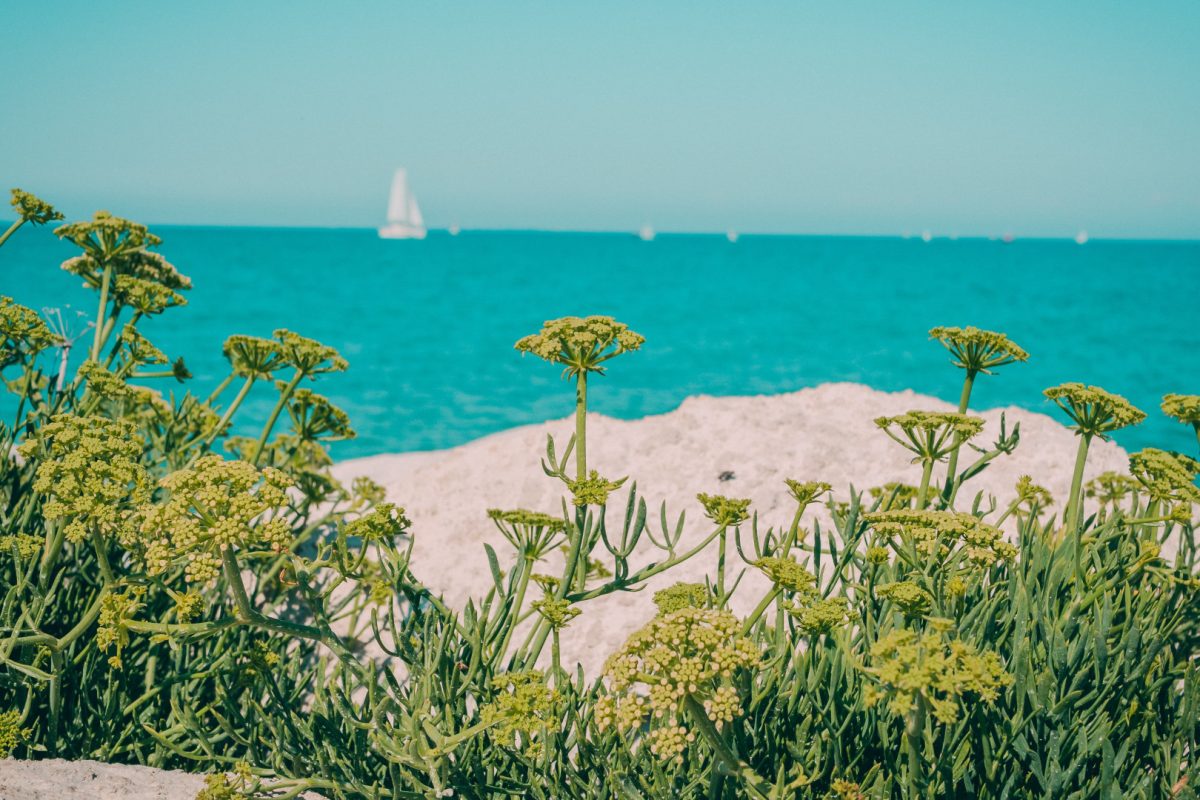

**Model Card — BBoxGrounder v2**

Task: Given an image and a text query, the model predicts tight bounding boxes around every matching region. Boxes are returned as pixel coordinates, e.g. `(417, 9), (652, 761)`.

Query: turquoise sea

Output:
(3, 227), (1198, 460)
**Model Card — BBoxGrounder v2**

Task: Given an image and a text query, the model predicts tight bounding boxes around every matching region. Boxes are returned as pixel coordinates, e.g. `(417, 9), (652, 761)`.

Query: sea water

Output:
(3, 228), (1198, 460)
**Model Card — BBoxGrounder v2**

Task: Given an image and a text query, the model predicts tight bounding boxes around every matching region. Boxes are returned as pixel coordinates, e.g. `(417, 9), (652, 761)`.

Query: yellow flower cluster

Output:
(514, 315), (644, 376)
(653, 582), (710, 615)
(119, 324), (168, 366)
(597, 606), (758, 759)
(480, 671), (560, 756)
(567, 470), (622, 507)
(10, 188), (63, 225)
(135, 455), (293, 584)
(876, 581), (933, 616)
(223, 335), (284, 378)
(111, 275), (186, 315)
(864, 628), (1012, 725)
(696, 492), (751, 526)
(928, 326), (1029, 374)
(1162, 394), (1200, 426)
(96, 586), (146, 667)
(0, 296), (55, 365)
(19, 414), (150, 544)
(789, 596), (851, 636)
(286, 386), (356, 442)
(532, 597), (580, 629)
(784, 479), (831, 507)
(343, 503), (410, 542)
(1043, 383), (1146, 438)
(1085, 471), (1140, 505)
(863, 509), (1017, 568)
(0, 708), (31, 758)
(1014, 475), (1053, 508)
(874, 411), (985, 461)
(1128, 448), (1200, 504)
(78, 360), (131, 401)
(869, 482), (919, 510)
(754, 555), (817, 593)
(274, 329), (348, 375)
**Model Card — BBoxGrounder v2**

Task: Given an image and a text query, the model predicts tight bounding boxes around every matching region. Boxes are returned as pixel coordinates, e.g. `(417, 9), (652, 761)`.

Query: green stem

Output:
(47, 649), (63, 756)
(716, 528), (727, 601)
(942, 369), (976, 497)
(0, 218), (25, 249)
(91, 262), (115, 361)
(575, 371), (587, 480)
(917, 460), (935, 509)
(206, 373), (235, 405)
(250, 371), (303, 466)
(1064, 434), (1092, 536)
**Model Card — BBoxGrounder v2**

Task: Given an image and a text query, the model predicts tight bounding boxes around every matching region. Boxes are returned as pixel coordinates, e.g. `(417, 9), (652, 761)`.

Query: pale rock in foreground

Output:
(333, 383), (1129, 676)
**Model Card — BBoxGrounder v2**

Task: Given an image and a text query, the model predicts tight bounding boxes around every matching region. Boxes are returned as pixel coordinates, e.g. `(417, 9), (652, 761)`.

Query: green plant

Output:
(2, 188), (1198, 799)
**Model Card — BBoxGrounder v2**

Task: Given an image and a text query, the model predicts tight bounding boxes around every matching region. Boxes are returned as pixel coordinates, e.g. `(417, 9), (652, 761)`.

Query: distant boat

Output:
(726, 230), (739, 243)
(920, 230), (932, 243)
(448, 223), (461, 237)
(378, 168), (426, 240)
(1074, 230), (1088, 245)
(638, 225), (655, 242)
(1001, 232), (1015, 244)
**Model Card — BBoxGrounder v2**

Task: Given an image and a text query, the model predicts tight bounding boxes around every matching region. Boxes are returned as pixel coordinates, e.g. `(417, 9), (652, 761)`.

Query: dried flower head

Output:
(696, 492), (751, 526)
(1128, 449), (1200, 504)
(223, 335), (285, 378)
(874, 411), (985, 462)
(653, 582), (710, 615)
(1043, 383), (1146, 439)
(9, 188), (63, 225)
(0, 296), (55, 367)
(134, 456), (294, 584)
(929, 326), (1029, 375)
(1162, 394), (1200, 427)
(598, 606), (758, 760)
(864, 628), (1012, 725)
(515, 315), (644, 377)
(273, 329), (348, 375)
(19, 414), (150, 544)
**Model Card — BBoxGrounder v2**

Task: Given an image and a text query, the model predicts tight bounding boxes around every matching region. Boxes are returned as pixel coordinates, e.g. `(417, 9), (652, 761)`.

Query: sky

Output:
(3, 1), (1199, 237)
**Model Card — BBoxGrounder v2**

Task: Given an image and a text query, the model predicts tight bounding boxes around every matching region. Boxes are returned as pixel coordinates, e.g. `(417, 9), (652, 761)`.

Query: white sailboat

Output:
(1074, 230), (1089, 245)
(726, 230), (739, 243)
(378, 168), (427, 240)
(638, 224), (655, 242)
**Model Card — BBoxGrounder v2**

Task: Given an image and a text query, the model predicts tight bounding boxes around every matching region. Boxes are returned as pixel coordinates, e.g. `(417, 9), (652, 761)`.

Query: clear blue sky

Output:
(3, 1), (1198, 237)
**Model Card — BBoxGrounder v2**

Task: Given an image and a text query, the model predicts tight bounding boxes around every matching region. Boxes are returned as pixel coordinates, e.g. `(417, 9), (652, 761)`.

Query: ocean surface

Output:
(3, 227), (1198, 461)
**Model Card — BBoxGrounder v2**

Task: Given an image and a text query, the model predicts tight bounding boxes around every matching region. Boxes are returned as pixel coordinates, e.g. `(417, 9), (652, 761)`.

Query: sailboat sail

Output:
(379, 168), (427, 239)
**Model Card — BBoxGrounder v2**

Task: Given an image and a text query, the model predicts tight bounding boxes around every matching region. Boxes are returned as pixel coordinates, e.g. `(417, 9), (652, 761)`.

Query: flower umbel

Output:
(864, 628), (1012, 725)
(1044, 383), (1146, 440)
(697, 493), (751, 526)
(928, 326), (1029, 374)
(10, 188), (63, 225)
(515, 315), (644, 378)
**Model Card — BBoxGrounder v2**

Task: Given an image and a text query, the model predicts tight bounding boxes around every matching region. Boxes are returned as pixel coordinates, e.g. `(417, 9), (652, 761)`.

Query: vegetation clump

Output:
(1, 188), (1198, 799)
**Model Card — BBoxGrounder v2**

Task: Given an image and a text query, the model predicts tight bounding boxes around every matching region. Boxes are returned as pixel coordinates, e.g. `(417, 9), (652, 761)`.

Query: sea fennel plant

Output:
(2, 188), (1199, 799)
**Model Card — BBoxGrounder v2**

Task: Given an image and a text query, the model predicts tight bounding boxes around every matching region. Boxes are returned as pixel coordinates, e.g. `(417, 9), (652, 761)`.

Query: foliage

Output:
(2, 188), (1199, 799)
